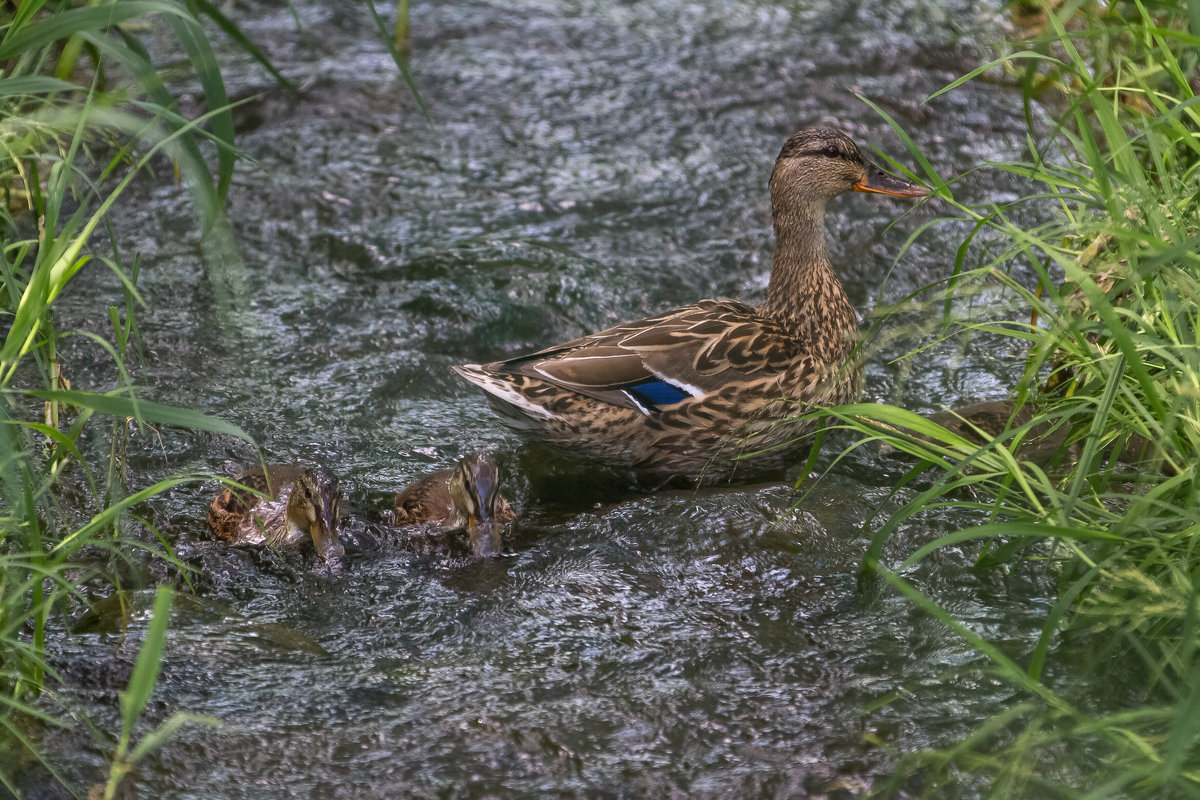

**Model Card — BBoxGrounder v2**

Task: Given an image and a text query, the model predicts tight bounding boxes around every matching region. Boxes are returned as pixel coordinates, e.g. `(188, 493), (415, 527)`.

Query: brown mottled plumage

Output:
(454, 128), (930, 482)
(208, 465), (344, 563)
(393, 453), (515, 558)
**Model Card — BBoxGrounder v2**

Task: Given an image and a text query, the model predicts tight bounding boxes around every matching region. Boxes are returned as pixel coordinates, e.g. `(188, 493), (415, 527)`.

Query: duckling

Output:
(454, 127), (930, 483)
(924, 400), (1155, 468)
(924, 401), (1072, 465)
(207, 466), (344, 563)
(393, 453), (515, 558)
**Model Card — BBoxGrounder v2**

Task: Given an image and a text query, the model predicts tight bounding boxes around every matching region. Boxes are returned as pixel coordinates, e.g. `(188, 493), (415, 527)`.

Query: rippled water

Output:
(19, 0), (1076, 797)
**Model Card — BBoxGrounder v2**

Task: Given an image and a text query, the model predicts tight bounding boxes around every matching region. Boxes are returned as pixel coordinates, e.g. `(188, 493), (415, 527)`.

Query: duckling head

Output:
(770, 127), (930, 209)
(448, 452), (506, 559)
(284, 468), (345, 564)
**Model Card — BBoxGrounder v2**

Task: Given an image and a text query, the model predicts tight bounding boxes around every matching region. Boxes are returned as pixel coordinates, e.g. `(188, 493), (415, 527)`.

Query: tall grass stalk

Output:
(827, 1), (1200, 795)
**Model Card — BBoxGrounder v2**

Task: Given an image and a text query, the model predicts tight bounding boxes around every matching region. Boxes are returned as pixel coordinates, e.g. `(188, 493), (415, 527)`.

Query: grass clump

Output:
(832, 1), (1200, 796)
(0, 2), (262, 794)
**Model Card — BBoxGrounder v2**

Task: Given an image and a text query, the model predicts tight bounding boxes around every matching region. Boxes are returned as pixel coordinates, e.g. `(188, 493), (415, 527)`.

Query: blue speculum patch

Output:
(626, 379), (692, 408)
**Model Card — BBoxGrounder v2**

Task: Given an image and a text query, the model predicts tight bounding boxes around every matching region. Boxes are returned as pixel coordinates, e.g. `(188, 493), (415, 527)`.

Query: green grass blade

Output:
(0, 2), (194, 61)
(923, 50), (1065, 104)
(0, 76), (79, 96)
(127, 712), (219, 763)
(117, 586), (173, 746)
(19, 389), (252, 440)
(186, 0), (296, 90)
(899, 522), (1121, 571)
(52, 474), (209, 555)
(1027, 562), (1102, 682)
(163, 12), (236, 200)
(364, 0), (431, 123)
(878, 567), (1072, 711)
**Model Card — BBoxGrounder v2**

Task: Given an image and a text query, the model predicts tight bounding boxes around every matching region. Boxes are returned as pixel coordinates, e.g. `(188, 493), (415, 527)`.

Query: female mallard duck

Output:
(207, 466), (344, 563)
(393, 452), (515, 558)
(454, 127), (930, 482)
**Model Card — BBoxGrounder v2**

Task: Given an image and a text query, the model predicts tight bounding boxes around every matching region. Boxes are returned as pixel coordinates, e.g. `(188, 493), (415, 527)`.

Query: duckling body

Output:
(455, 128), (929, 483)
(926, 400), (1154, 467)
(926, 401), (1071, 465)
(208, 465), (344, 563)
(393, 453), (515, 558)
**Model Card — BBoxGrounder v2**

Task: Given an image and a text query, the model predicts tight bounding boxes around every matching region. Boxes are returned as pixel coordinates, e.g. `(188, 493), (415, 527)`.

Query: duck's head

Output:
(770, 127), (930, 207)
(284, 468), (345, 563)
(448, 452), (506, 559)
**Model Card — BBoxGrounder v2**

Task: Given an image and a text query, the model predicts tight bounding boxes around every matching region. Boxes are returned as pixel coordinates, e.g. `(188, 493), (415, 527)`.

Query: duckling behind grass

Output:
(208, 465), (344, 564)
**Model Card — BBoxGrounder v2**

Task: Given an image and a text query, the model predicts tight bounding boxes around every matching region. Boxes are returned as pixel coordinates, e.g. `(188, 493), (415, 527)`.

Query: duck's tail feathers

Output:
(453, 364), (556, 429)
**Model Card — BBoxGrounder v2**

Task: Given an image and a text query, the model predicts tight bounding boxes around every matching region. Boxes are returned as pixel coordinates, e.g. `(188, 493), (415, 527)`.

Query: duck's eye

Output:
(823, 144), (839, 158)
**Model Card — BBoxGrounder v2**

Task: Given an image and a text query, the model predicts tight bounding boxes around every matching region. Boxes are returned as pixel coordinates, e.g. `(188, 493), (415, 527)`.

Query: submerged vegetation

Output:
(835, 1), (1200, 795)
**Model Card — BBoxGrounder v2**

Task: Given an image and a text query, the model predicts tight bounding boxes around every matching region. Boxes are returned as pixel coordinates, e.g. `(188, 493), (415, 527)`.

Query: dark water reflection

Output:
(26, 0), (1073, 796)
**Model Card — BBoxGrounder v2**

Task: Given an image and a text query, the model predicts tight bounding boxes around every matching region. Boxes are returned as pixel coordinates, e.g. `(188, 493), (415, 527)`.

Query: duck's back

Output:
(208, 466), (305, 545)
(393, 470), (458, 527)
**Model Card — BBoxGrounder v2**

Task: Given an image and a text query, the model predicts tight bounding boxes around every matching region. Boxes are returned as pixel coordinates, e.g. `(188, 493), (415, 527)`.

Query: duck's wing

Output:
(462, 300), (805, 413)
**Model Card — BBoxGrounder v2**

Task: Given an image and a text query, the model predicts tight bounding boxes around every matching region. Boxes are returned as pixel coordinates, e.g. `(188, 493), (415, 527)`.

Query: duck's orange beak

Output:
(853, 166), (930, 198)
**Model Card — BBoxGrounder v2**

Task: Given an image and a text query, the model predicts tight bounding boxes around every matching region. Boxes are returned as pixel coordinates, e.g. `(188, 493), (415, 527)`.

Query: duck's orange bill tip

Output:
(853, 171), (932, 198)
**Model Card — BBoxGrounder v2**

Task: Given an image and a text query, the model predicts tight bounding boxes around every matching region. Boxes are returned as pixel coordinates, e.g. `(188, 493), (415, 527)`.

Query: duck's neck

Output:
(758, 198), (858, 362)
